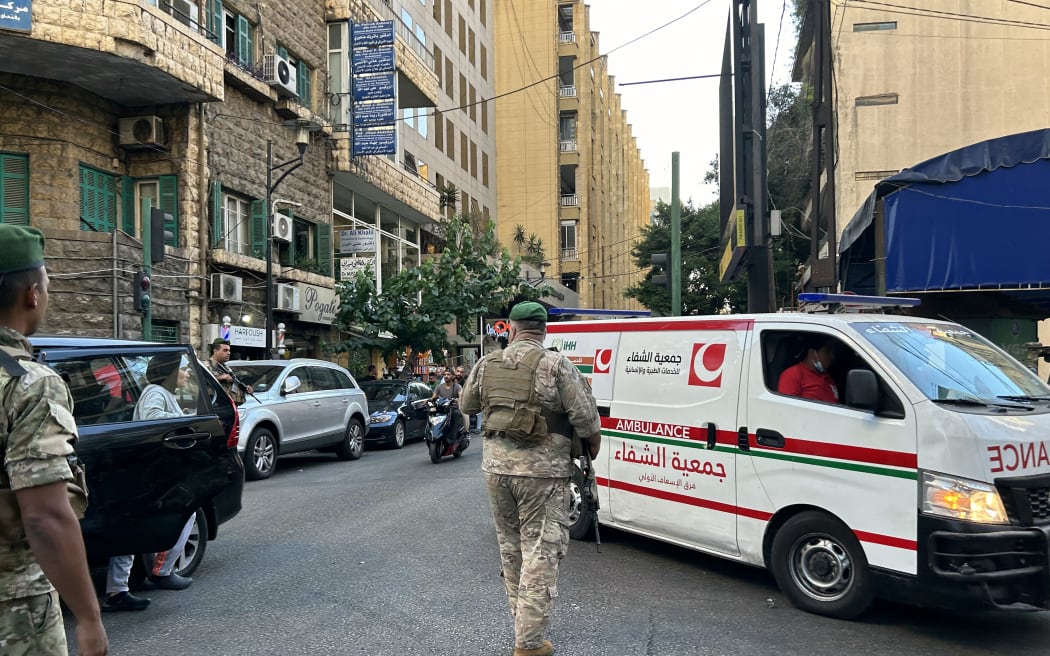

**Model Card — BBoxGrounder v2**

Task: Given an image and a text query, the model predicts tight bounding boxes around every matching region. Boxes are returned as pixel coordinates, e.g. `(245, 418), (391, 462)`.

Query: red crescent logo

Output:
(687, 343), (727, 387)
(594, 349), (613, 374)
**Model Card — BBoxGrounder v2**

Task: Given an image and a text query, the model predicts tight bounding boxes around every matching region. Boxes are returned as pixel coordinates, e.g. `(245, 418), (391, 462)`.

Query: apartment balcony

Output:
(561, 248), (579, 261)
(559, 139), (579, 165)
(558, 85), (578, 110)
(330, 135), (440, 223)
(559, 85), (577, 98)
(559, 139), (577, 152)
(559, 31), (577, 44)
(0, 0), (224, 105)
(558, 31), (577, 54)
(560, 194), (579, 207)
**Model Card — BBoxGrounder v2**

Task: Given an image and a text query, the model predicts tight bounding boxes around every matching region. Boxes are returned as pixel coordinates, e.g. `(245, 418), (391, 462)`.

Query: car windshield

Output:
(361, 383), (406, 403)
(857, 322), (1050, 402)
(227, 365), (284, 393)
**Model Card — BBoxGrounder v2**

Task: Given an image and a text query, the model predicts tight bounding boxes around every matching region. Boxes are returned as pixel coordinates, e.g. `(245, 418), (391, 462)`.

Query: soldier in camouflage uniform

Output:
(0, 225), (108, 655)
(461, 302), (601, 656)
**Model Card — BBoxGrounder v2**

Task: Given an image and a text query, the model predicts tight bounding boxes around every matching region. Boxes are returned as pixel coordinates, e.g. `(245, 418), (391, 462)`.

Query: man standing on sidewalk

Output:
(0, 224), (108, 655)
(461, 302), (601, 656)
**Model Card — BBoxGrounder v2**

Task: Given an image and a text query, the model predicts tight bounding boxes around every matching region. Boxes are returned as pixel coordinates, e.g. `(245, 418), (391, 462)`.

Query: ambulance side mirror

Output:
(845, 369), (879, 411)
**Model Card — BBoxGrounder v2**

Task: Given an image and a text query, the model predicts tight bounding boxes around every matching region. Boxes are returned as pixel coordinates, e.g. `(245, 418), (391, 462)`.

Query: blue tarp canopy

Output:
(839, 129), (1050, 299)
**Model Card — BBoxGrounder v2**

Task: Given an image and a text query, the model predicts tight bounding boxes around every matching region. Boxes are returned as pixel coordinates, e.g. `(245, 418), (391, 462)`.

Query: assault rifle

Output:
(578, 440), (602, 553)
(214, 360), (260, 404)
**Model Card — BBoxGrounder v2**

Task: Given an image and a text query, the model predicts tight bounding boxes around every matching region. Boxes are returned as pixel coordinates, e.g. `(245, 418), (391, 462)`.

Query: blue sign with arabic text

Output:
(0, 0), (31, 32)
(352, 45), (395, 75)
(353, 128), (396, 156)
(351, 21), (395, 49)
(352, 74), (395, 102)
(353, 99), (396, 127)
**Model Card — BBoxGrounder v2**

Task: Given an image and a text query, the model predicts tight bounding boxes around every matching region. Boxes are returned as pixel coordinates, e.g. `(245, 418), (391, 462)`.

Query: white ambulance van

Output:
(548, 294), (1050, 619)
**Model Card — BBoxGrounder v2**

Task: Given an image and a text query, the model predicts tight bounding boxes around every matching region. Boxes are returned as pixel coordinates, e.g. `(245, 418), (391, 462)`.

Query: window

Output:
(401, 8), (413, 30)
(458, 14), (466, 53)
(297, 60), (313, 109)
(460, 133), (468, 171)
(403, 107), (416, 129)
(856, 93), (899, 106)
(415, 25), (426, 47)
(446, 119), (455, 160)
(121, 175), (178, 246)
(469, 86), (476, 121)
(222, 193), (251, 255)
(80, 165), (118, 233)
(482, 152), (489, 187)
(224, 10), (255, 67)
(435, 111), (444, 150)
(211, 182), (263, 256)
(481, 99), (488, 133)
(459, 73), (467, 111)
(444, 0), (452, 36)
(444, 59), (454, 97)
(480, 44), (487, 80)
(480, 0), (486, 26)
(0, 153), (28, 225)
(560, 272), (578, 292)
(434, 46), (443, 83)
(158, 0), (201, 31)
(306, 366), (340, 391)
(277, 213), (332, 276)
(461, 191), (470, 216)
(468, 28), (475, 65)
(334, 369), (355, 389)
(560, 112), (577, 141)
(417, 111), (428, 138)
(854, 21), (897, 31)
(434, 0), (441, 22)
(560, 220), (577, 252)
(470, 141), (477, 179)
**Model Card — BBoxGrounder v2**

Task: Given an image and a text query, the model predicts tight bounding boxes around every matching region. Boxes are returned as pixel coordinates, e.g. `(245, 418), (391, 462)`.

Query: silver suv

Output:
(226, 359), (369, 480)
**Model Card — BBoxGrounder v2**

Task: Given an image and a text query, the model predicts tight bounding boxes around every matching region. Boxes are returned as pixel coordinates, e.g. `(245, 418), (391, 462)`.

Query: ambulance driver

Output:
(777, 335), (840, 404)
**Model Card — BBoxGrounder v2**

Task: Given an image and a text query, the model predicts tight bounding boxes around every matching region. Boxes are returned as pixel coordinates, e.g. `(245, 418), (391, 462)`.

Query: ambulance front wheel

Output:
(770, 511), (874, 619)
(567, 464), (595, 541)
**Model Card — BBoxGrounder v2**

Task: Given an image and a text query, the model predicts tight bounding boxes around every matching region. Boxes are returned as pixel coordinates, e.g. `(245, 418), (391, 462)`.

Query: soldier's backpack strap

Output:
(0, 345), (29, 378)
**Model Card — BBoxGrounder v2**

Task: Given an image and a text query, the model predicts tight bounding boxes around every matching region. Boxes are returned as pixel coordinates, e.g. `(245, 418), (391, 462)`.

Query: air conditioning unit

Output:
(272, 212), (293, 243)
(119, 116), (164, 148)
(210, 273), (243, 302)
(263, 53), (298, 98)
(275, 283), (301, 312)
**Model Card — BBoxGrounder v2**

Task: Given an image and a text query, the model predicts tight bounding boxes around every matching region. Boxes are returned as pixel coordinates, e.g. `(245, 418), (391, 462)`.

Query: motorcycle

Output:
(424, 397), (470, 463)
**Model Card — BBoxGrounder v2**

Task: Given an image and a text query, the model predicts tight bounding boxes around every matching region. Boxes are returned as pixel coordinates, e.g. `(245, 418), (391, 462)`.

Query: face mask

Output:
(812, 357), (825, 374)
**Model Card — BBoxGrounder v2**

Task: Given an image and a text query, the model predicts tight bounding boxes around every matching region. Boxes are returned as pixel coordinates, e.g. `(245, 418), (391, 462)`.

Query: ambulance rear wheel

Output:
(770, 512), (873, 619)
(568, 464), (595, 541)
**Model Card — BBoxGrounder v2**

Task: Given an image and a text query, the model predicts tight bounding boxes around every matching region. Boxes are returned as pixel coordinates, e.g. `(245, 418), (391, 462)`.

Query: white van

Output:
(548, 295), (1050, 619)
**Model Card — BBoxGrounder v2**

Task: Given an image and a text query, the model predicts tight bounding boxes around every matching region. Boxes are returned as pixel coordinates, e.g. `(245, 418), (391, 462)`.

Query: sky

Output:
(585, 0), (798, 206)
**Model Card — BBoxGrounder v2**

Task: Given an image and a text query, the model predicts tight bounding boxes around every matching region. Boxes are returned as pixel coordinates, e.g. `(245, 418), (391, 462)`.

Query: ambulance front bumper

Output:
(903, 516), (1050, 611)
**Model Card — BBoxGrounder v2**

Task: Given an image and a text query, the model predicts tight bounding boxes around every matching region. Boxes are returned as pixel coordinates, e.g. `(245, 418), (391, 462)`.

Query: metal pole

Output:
(141, 198), (152, 340)
(671, 152), (682, 317)
(265, 139), (274, 356)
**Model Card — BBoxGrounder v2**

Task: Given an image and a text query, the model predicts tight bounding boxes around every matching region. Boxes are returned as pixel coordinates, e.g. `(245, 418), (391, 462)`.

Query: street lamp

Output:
(265, 125), (311, 356)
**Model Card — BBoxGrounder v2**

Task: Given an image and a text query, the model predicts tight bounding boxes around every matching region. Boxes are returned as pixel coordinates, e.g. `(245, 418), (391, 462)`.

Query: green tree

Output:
(331, 216), (546, 361)
(625, 200), (747, 315)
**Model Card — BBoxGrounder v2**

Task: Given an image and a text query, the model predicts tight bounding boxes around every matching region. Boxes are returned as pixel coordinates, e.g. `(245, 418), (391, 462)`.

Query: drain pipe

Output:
(112, 226), (119, 338)
(197, 103), (209, 349)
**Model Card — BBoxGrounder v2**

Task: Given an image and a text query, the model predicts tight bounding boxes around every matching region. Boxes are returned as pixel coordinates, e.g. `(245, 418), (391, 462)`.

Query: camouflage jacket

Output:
(0, 326), (79, 602)
(461, 335), (600, 478)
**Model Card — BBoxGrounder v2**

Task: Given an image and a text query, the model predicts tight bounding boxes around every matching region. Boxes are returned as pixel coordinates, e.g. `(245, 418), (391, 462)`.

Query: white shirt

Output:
(134, 384), (183, 421)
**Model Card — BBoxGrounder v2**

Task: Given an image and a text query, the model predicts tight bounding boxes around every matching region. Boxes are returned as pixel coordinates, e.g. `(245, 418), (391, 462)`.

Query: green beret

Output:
(212, 338), (230, 346)
(0, 225), (45, 275)
(509, 301), (547, 323)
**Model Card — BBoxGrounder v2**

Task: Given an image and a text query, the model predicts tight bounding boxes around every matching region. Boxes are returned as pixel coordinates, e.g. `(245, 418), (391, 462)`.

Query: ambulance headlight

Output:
(921, 472), (1008, 524)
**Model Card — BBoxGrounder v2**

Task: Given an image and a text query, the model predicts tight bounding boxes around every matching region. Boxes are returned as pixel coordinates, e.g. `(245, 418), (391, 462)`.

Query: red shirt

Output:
(777, 362), (839, 404)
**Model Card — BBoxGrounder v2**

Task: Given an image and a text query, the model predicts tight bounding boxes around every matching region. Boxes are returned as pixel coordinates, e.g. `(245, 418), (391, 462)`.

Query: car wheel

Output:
(770, 511), (873, 619)
(336, 418), (365, 460)
(245, 428), (277, 480)
(568, 462), (596, 541)
(388, 420), (406, 449)
(428, 440), (443, 464)
(172, 509), (208, 578)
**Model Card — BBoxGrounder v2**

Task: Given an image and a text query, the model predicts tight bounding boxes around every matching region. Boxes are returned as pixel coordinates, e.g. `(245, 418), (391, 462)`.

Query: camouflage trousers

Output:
(0, 590), (68, 656)
(484, 473), (570, 650)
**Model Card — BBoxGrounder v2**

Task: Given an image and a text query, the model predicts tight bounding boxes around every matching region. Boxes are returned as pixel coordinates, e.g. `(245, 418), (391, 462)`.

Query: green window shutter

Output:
(298, 62), (312, 109)
(210, 180), (223, 248)
(317, 222), (331, 276)
(0, 153), (29, 226)
(237, 16), (252, 65)
(206, 0), (223, 44)
(281, 211), (295, 267)
(276, 45), (288, 59)
(249, 200), (265, 258)
(158, 175), (178, 247)
(120, 176), (136, 236)
(79, 165), (116, 233)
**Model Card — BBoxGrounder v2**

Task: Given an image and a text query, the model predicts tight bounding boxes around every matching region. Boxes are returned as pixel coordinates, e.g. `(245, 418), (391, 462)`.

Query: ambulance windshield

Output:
(857, 322), (1050, 402)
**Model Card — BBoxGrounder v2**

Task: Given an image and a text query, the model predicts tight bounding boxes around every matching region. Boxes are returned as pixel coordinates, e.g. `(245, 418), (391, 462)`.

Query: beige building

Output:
(494, 0), (650, 310)
(796, 0), (1050, 240)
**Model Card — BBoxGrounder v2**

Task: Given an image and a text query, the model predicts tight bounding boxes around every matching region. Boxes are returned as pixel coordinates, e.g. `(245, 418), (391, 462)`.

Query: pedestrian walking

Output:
(0, 224), (108, 655)
(461, 302), (601, 656)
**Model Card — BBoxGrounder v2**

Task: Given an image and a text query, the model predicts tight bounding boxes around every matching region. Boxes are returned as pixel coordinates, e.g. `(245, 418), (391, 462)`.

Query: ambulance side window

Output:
(761, 330), (905, 416)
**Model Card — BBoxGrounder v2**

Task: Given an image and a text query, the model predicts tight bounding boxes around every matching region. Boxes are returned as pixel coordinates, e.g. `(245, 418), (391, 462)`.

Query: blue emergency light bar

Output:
(797, 293), (921, 307)
(547, 308), (653, 317)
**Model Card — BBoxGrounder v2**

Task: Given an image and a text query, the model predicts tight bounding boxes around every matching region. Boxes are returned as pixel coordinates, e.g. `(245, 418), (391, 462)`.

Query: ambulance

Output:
(548, 294), (1050, 619)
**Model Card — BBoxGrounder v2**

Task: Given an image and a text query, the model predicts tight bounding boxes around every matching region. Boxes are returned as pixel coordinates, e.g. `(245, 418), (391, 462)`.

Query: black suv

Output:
(29, 337), (244, 575)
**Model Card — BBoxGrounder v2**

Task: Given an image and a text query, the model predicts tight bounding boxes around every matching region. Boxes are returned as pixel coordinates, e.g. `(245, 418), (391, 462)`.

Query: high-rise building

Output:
(494, 1), (650, 310)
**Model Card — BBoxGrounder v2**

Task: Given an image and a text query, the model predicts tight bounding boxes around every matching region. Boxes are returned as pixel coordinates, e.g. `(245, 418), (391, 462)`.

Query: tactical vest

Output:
(480, 348), (550, 444)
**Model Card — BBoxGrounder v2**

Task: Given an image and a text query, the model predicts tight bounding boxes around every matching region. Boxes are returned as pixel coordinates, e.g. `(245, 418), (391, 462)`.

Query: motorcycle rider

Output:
(431, 370), (465, 437)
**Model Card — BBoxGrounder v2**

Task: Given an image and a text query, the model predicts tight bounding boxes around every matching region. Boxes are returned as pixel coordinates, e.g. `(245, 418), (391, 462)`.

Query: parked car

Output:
(227, 359), (369, 480)
(29, 337), (244, 577)
(361, 379), (432, 448)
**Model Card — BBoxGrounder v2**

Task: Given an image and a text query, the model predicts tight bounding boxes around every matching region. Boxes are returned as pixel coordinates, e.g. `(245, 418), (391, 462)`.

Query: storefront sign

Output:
(340, 256), (374, 280)
(352, 128), (396, 156)
(300, 284), (340, 325)
(352, 73), (395, 102)
(229, 326), (267, 348)
(351, 20), (395, 48)
(340, 229), (377, 253)
(352, 45), (395, 74)
(353, 99), (396, 127)
(0, 1), (31, 32)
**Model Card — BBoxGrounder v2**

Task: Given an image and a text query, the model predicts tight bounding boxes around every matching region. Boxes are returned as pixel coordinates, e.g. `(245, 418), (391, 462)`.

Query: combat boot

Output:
(513, 640), (554, 656)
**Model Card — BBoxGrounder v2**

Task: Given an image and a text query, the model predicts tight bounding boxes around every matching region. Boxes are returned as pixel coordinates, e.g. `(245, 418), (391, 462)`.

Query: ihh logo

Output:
(594, 349), (613, 374)
(688, 343), (728, 387)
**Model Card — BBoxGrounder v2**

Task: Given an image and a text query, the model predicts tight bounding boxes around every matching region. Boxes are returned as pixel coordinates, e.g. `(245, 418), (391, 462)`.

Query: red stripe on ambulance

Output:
(548, 319), (755, 334)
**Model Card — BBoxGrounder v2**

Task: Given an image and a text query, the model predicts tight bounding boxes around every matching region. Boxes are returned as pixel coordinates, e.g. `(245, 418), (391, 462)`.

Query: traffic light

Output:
(133, 270), (151, 313)
(149, 208), (173, 263)
(651, 252), (670, 290)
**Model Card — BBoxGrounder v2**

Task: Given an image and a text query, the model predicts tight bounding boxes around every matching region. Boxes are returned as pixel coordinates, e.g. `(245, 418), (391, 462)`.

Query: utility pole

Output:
(140, 198), (152, 340)
(806, 0), (838, 291)
(671, 152), (682, 316)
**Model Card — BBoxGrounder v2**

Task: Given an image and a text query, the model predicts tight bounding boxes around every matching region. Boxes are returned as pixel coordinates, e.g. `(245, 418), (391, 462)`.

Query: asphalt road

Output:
(67, 439), (1050, 655)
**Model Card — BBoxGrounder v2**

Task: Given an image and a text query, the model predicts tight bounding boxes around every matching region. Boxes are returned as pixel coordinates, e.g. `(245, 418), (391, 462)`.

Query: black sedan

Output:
(361, 379), (431, 448)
